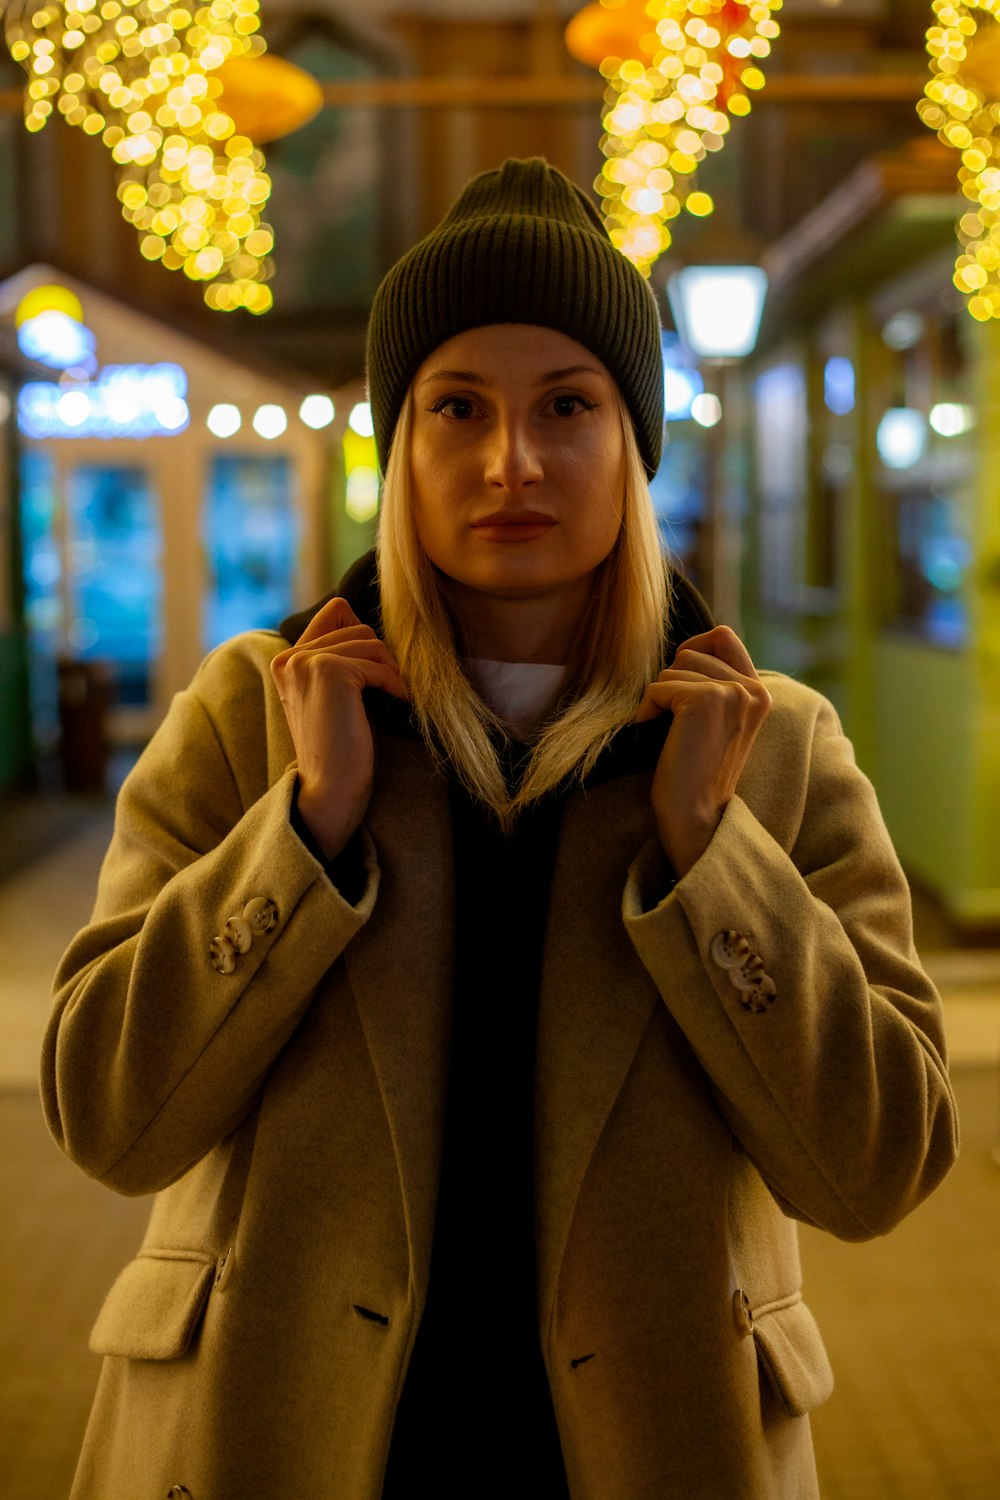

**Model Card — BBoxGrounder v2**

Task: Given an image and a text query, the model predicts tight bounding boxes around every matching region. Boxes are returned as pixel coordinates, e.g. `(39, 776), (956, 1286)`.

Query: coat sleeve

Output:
(41, 636), (379, 1197)
(622, 679), (958, 1242)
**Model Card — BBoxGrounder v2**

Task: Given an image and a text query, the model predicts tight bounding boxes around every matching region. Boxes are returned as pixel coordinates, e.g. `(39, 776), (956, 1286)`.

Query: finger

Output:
(277, 649), (409, 704)
(663, 654), (746, 684)
(672, 625), (758, 679)
(294, 596), (362, 646)
(282, 623), (380, 657)
(634, 675), (758, 724)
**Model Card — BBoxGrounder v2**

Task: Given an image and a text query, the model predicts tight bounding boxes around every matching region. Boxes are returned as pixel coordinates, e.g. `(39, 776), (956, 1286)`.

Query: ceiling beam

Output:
(0, 73), (927, 113)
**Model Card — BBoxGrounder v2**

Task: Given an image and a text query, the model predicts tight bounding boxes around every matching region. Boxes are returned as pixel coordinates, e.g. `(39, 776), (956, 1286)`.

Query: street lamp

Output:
(665, 263), (768, 626)
(666, 264), (768, 361)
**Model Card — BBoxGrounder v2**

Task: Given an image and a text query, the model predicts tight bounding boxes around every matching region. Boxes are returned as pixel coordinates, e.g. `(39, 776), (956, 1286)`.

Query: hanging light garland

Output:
(569, 0), (782, 275)
(2, 0), (276, 313)
(919, 0), (1000, 322)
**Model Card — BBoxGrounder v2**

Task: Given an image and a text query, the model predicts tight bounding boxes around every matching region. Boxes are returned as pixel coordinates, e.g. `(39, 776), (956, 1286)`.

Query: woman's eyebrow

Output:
(535, 365), (608, 386)
(419, 369), (484, 387)
(418, 364), (608, 388)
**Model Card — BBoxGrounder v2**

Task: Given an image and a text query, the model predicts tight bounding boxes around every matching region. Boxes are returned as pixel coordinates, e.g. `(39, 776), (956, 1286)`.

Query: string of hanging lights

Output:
(918, 0), (1000, 322)
(567, 0), (782, 275)
(1, 0), (278, 312)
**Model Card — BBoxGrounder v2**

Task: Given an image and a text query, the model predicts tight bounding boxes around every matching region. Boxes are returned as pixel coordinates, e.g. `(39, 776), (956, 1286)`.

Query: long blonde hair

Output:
(377, 388), (670, 832)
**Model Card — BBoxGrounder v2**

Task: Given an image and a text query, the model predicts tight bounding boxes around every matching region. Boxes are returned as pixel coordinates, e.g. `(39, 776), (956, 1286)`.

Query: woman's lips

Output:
(471, 512), (557, 543)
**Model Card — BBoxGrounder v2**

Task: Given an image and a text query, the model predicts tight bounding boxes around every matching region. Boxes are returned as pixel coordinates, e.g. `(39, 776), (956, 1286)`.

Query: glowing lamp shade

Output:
(929, 402), (975, 437)
(15, 284), (96, 370)
(214, 55), (324, 145)
(299, 394), (335, 430)
(691, 393), (722, 428)
(253, 404), (288, 440)
(14, 284), (85, 327)
(208, 404), (242, 439)
(667, 266), (768, 360)
(564, 1), (657, 69)
(18, 310), (96, 370)
(348, 402), (375, 438)
(876, 408), (927, 470)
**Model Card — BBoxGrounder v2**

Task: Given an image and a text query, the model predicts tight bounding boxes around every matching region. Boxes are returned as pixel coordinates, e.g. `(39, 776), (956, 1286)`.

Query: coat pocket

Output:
(752, 1295), (835, 1418)
(90, 1250), (217, 1361)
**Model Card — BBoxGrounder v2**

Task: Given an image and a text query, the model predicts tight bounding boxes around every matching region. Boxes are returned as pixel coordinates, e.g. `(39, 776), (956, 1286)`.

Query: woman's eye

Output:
(429, 396), (477, 420)
(549, 394), (595, 417)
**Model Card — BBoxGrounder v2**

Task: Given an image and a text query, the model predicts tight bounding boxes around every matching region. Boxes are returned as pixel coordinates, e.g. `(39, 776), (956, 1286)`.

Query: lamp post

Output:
(666, 263), (767, 628)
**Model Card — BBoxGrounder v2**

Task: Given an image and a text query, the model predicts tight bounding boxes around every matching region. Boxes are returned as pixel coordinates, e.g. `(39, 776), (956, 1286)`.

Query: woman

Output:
(46, 158), (957, 1500)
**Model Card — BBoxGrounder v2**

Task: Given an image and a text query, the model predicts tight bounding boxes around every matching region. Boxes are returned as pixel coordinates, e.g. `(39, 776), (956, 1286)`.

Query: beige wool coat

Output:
(44, 624), (958, 1500)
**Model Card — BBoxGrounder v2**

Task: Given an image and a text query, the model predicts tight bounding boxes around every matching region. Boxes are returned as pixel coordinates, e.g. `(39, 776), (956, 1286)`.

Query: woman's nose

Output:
(483, 416), (544, 489)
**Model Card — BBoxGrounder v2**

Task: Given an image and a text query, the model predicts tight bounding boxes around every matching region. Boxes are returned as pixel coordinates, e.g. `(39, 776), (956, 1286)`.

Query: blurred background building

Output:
(0, 0), (996, 924)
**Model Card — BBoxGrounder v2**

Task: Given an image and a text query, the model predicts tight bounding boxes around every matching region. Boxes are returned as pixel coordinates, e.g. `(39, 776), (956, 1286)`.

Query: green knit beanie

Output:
(366, 157), (664, 476)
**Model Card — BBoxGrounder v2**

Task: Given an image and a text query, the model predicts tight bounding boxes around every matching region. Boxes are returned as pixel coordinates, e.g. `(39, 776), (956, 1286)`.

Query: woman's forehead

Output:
(413, 324), (615, 388)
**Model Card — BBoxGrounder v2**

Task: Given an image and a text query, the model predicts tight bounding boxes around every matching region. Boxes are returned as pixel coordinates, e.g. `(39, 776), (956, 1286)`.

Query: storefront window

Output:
(203, 454), (298, 650)
(67, 464), (163, 706)
(20, 449), (62, 747)
(753, 361), (807, 610)
(872, 294), (972, 649)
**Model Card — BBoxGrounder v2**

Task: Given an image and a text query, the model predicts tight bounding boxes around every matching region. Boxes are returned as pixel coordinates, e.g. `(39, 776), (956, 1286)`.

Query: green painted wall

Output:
(869, 636), (976, 909)
(742, 277), (1000, 925)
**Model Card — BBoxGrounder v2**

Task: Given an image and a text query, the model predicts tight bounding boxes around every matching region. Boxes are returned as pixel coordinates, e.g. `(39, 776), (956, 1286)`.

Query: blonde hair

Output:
(377, 389), (670, 833)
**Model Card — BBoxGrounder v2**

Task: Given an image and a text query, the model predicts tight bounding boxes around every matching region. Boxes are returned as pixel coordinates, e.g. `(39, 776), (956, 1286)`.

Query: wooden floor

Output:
(1, 793), (999, 1499)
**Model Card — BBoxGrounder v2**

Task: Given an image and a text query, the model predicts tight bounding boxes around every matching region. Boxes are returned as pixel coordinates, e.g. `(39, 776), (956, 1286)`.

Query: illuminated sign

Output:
(18, 363), (189, 439)
(15, 284), (97, 371)
(18, 309), (97, 370)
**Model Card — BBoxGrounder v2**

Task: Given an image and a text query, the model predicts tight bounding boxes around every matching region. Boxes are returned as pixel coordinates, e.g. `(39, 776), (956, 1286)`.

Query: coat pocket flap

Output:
(753, 1296), (835, 1418)
(90, 1251), (216, 1361)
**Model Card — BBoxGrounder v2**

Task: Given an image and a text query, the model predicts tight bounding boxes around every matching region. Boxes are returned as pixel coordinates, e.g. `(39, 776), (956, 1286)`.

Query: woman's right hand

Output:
(270, 597), (409, 860)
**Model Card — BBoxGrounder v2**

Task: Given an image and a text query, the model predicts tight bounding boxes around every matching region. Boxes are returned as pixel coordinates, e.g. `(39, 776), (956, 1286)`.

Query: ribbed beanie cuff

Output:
(366, 158), (664, 475)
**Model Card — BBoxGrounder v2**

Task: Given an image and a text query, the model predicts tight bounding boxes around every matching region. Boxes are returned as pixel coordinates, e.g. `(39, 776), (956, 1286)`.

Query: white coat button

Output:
(223, 915), (253, 954)
(710, 930), (750, 970)
(739, 977), (777, 1014)
(209, 935), (237, 975)
(214, 1246), (235, 1291)
(731, 954), (767, 991)
(243, 896), (278, 934)
(733, 1288), (754, 1335)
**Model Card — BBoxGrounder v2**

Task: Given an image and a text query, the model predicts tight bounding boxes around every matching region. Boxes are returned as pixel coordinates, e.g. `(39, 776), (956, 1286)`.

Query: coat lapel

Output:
(534, 770), (663, 1336)
(341, 728), (455, 1301)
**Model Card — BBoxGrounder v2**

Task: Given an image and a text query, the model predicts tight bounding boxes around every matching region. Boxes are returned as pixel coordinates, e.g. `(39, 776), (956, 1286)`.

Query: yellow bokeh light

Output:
(921, 0), (1000, 321)
(3, 0), (276, 312)
(686, 190), (714, 216)
(596, 0), (782, 273)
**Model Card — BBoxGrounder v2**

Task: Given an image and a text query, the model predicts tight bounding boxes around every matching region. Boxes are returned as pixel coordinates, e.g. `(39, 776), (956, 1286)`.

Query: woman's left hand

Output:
(634, 626), (772, 879)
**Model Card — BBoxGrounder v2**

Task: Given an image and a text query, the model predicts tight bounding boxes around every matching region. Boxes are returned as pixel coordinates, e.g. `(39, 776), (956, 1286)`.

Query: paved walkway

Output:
(1, 793), (998, 1498)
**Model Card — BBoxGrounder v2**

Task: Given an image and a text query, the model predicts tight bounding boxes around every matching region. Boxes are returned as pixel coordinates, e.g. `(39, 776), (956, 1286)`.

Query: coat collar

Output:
(279, 549), (714, 780)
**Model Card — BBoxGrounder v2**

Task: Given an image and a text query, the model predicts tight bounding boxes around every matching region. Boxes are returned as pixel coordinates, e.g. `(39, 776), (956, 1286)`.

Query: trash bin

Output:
(57, 658), (114, 793)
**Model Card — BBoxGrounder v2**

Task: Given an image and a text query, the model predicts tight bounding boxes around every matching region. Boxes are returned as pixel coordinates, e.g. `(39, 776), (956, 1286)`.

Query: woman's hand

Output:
(270, 597), (409, 860)
(634, 626), (771, 879)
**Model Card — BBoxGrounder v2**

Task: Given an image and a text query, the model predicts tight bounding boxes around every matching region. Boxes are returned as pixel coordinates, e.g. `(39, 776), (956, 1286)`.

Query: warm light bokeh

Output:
(583, 0), (781, 274)
(2, 0), (276, 312)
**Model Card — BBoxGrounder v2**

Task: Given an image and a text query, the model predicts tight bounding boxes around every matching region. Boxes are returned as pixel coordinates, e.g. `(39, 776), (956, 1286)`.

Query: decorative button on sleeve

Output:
(223, 916), (253, 953)
(210, 897), (278, 975)
(731, 954), (768, 992)
(243, 896), (278, 933)
(709, 930), (750, 970)
(739, 976), (777, 1014)
(209, 935), (237, 975)
(709, 930), (777, 1012)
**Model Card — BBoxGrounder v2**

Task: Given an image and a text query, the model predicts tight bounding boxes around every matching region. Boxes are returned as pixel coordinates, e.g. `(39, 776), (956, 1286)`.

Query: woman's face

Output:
(408, 323), (626, 611)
